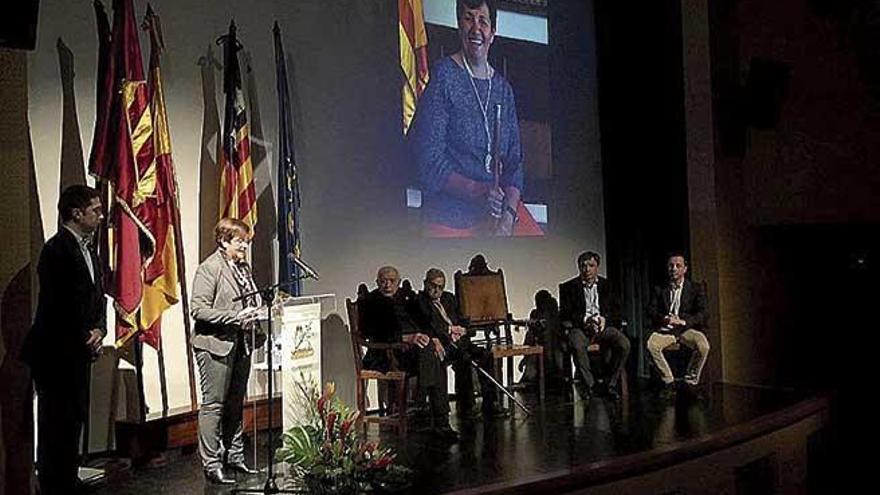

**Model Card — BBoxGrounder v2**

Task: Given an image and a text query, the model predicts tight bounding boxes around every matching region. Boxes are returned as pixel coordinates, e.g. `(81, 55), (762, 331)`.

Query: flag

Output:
(138, 4), (181, 349)
(89, 0), (157, 348)
(273, 22), (302, 296)
(399, 0), (429, 134)
(89, 0), (113, 285)
(88, 0), (114, 181)
(218, 21), (257, 229)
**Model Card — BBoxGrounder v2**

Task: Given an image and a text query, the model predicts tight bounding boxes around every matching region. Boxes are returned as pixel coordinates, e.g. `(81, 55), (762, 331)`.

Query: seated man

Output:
(559, 251), (631, 400)
(359, 266), (457, 440)
(466, 253), (492, 275)
(520, 290), (565, 385)
(646, 253), (710, 393)
(411, 268), (505, 418)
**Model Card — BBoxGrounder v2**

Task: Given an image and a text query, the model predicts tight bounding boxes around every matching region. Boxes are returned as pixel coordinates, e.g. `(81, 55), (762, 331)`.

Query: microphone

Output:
(288, 254), (320, 280)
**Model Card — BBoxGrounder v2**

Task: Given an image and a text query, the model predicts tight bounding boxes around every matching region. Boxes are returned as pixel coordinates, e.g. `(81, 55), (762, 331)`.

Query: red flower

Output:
(369, 454), (393, 469)
(340, 419), (353, 437)
(327, 412), (338, 438)
(317, 396), (326, 419)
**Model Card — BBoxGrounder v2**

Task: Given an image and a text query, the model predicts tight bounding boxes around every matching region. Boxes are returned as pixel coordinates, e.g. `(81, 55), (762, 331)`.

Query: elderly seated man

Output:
(411, 268), (506, 418)
(359, 266), (457, 440)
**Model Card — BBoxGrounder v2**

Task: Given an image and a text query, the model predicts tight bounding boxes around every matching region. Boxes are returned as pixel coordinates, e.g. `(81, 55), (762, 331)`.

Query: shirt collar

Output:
(63, 224), (92, 249)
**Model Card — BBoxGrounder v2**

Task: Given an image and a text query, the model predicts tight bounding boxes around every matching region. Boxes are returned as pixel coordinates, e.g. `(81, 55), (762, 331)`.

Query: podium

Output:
(252, 293), (336, 432)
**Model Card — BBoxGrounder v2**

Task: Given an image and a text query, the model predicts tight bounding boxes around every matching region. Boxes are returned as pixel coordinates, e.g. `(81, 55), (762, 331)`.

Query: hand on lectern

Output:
(236, 306), (263, 325)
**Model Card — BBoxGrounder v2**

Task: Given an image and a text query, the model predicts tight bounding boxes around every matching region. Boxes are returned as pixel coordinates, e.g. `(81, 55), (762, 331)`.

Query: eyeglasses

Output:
(230, 237), (251, 246)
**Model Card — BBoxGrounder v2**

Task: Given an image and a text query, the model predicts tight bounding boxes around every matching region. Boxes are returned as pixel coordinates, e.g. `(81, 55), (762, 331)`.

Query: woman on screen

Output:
(408, 0), (543, 237)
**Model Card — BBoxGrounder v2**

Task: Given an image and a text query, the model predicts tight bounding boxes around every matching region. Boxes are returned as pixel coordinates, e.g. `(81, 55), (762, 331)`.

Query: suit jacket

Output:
(646, 278), (708, 333)
(559, 275), (622, 331)
(411, 291), (462, 345)
(359, 288), (422, 371)
(358, 288), (419, 344)
(23, 228), (106, 379)
(190, 250), (261, 357)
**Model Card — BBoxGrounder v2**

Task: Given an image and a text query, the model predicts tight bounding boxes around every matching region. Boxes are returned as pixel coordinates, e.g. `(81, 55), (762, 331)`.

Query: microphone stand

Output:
(232, 276), (311, 494)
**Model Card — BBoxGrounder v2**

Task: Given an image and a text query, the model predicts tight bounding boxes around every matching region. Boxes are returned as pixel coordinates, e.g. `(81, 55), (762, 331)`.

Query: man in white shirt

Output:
(646, 254), (710, 395)
(23, 185), (106, 494)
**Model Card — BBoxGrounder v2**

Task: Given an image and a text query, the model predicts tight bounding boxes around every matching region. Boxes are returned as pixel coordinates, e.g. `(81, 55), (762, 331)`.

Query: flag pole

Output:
(156, 339), (169, 415)
(145, 5), (198, 412)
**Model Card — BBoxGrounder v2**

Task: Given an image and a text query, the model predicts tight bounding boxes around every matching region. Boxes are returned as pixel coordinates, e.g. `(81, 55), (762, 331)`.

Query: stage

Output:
(85, 382), (831, 494)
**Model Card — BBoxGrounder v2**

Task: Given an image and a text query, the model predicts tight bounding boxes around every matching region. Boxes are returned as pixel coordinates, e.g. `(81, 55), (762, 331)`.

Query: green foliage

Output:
(275, 382), (411, 494)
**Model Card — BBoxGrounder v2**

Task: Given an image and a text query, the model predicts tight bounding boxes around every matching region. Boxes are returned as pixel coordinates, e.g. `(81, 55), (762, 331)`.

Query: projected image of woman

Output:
(409, 0), (543, 237)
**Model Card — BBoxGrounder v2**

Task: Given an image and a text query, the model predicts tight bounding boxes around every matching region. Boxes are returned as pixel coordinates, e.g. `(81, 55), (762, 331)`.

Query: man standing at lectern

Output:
(23, 185), (106, 495)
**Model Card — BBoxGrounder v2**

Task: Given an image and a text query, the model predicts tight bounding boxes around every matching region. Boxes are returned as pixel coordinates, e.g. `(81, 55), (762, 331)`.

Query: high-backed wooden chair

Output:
(454, 268), (545, 404)
(345, 298), (409, 436)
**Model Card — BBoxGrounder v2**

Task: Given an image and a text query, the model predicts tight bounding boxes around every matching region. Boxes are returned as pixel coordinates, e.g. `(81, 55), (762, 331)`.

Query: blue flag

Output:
(273, 22), (302, 295)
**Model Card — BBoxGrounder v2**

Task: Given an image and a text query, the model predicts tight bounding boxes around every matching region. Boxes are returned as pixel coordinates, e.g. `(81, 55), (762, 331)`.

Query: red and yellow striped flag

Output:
(138, 5), (181, 349)
(89, 0), (156, 348)
(399, 0), (429, 134)
(218, 21), (257, 228)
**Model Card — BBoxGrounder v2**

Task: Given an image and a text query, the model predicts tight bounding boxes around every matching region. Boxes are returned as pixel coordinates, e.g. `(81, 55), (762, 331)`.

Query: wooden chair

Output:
(454, 268), (545, 404)
(345, 298), (409, 436)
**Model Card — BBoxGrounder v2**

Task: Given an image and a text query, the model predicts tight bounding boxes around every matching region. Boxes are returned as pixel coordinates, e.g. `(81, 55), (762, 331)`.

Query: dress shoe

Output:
(576, 383), (592, 401)
(482, 402), (509, 418)
(433, 423), (460, 442)
(457, 405), (482, 420)
(659, 382), (676, 401)
(604, 385), (621, 401)
(226, 461), (259, 475)
(204, 467), (235, 485)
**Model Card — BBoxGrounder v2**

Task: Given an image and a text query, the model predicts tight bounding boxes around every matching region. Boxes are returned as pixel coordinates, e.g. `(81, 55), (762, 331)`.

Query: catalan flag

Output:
(218, 21), (257, 229)
(138, 4), (181, 349)
(399, 0), (429, 134)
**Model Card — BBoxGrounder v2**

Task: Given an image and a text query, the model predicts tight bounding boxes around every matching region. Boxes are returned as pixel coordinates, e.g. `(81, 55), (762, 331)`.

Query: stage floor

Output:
(86, 382), (824, 494)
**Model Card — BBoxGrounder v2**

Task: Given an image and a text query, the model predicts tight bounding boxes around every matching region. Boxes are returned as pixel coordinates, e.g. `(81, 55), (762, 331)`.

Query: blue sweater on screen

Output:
(408, 56), (524, 229)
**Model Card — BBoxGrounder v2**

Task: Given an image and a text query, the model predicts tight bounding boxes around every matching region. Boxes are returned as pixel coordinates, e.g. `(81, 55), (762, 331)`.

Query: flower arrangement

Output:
(276, 381), (411, 493)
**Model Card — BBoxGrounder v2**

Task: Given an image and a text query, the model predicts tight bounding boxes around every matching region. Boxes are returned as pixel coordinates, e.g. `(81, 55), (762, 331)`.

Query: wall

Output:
(704, 0), (880, 388)
(0, 47), (38, 495)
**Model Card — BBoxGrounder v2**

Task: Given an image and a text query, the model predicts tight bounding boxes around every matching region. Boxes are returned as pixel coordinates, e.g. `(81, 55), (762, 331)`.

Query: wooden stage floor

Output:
(85, 381), (830, 494)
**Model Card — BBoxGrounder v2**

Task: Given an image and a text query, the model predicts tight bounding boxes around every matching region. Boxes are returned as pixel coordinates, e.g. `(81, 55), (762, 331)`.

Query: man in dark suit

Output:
(359, 266), (457, 440)
(646, 253), (710, 392)
(559, 251), (631, 400)
(22, 185), (106, 495)
(411, 268), (503, 418)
